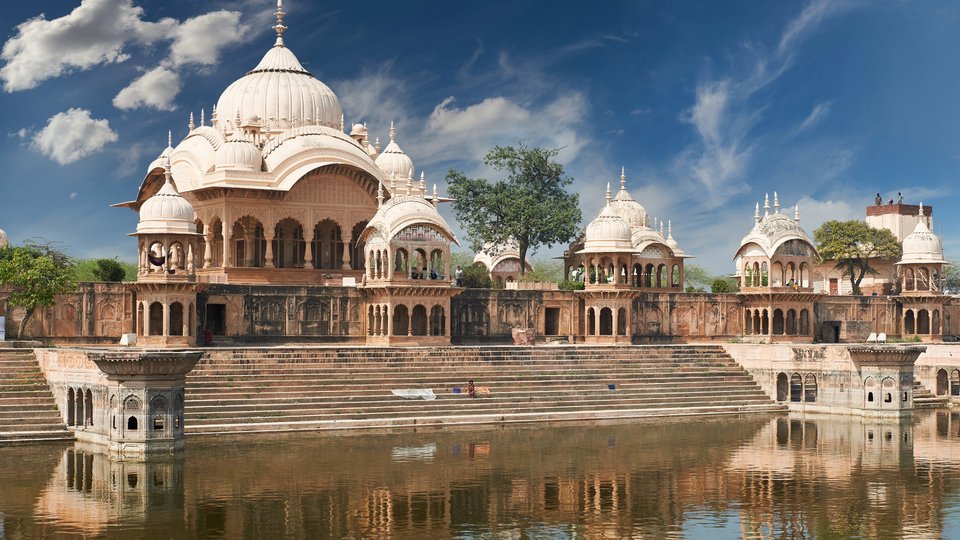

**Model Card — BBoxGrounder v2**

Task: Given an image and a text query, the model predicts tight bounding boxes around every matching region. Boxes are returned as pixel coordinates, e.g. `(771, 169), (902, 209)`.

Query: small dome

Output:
(0, 227), (8, 248)
(215, 132), (262, 171)
(734, 194), (817, 260)
(374, 123), (414, 180)
(900, 208), (944, 265)
(137, 167), (197, 235)
(583, 205), (633, 252)
(350, 123), (367, 137)
(361, 191), (459, 246)
(608, 169), (648, 229)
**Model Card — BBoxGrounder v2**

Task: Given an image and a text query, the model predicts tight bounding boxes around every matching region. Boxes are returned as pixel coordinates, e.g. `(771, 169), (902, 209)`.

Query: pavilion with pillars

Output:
(734, 193), (818, 341)
(896, 204), (948, 339)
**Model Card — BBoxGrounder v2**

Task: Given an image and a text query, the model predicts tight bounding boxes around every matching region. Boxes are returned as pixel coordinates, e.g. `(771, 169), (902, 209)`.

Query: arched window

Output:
(599, 308), (613, 336)
(951, 370), (960, 396)
(918, 309), (930, 335)
(587, 308), (596, 336)
(804, 374), (817, 402)
(790, 373), (803, 402)
(937, 368), (948, 395)
(904, 310), (915, 335)
(393, 305), (409, 336)
(127, 416), (138, 430)
(617, 307), (627, 336)
(786, 309), (797, 336)
(169, 302), (184, 337)
(776, 373), (788, 401)
(85, 389), (93, 426)
(411, 305), (428, 336)
(149, 302), (164, 336)
(773, 309), (785, 335)
(66, 388), (75, 426)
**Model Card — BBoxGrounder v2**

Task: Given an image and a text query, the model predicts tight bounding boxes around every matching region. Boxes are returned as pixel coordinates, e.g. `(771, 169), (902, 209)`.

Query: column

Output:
(304, 231), (314, 269)
(244, 230), (254, 267)
(594, 308), (600, 336)
(203, 233), (213, 268)
(162, 303), (170, 337)
(222, 221), (232, 267)
(613, 308), (618, 337)
(386, 250), (393, 281)
(142, 303), (150, 337)
(408, 307), (413, 336)
(183, 305), (189, 337)
(264, 232), (275, 268)
(385, 305), (391, 336)
(342, 233), (352, 270)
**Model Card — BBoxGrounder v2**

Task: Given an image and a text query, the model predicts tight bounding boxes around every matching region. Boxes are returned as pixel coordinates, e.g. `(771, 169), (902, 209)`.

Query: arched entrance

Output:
(776, 373), (788, 401)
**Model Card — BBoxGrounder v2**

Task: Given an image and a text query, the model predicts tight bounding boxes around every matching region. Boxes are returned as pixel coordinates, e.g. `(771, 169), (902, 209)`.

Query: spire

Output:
(234, 110), (242, 134)
(432, 183), (438, 207)
(419, 171), (426, 197)
(167, 130), (172, 148)
(375, 137), (381, 153)
(406, 175), (413, 196)
(211, 104), (218, 127)
(794, 204), (800, 222)
(919, 202), (925, 217)
(773, 191), (780, 213)
(188, 112), (195, 131)
(754, 202), (761, 224)
(620, 166), (626, 191)
(763, 193), (770, 217)
(605, 182), (612, 204)
(667, 220), (674, 240)
(389, 121), (396, 142)
(273, 0), (287, 47)
(376, 180), (384, 208)
(340, 113), (344, 132)
(163, 155), (173, 186)
(659, 220), (664, 237)
(200, 108), (205, 126)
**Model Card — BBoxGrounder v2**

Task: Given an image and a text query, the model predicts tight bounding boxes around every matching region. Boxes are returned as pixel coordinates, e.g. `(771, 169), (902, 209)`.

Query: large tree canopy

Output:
(446, 145), (582, 275)
(0, 241), (76, 338)
(813, 220), (901, 295)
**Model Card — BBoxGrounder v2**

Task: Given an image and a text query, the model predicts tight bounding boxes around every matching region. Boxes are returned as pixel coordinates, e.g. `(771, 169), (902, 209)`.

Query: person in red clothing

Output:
(467, 380), (476, 398)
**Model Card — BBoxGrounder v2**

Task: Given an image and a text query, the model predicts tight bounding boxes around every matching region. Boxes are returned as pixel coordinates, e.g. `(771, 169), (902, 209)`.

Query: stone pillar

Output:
(304, 232), (314, 269)
(162, 303), (169, 337)
(264, 233), (275, 268)
(342, 234), (352, 270)
(408, 307), (413, 337)
(203, 233), (213, 268)
(594, 308), (600, 336)
(244, 231), (254, 267)
(612, 308), (618, 337)
(385, 305), (391, 337)
(222, 221), (232, 267)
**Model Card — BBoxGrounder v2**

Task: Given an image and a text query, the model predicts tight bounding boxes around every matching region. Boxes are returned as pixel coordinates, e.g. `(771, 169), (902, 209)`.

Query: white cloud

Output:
(335, 66), (411, 136)
(0, 0), (174, 91)
(796, 101), (832, 133)
(69, 192), (78, 199)
(166, 11), (248, 67)
(113, 66), (181, 110)
(31, 108), (118, 165)
(1, 0), (248, 111)
(795, 196), (859, 231)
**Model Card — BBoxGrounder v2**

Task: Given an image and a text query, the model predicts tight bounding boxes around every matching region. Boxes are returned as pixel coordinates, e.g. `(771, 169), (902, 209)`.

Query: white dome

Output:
(215, 133), (262, 171)
(899, 210), (944, 265)
(137, 169), (197, 235)
(736, 209), (815, 260)
(361, 193), (459, 245)
(583, 205), (633, 252)
(0, 227), (8, 248)
(216, 43), (342, 133)
(374, 124), (414, 180)
(608, 170), (648, 229)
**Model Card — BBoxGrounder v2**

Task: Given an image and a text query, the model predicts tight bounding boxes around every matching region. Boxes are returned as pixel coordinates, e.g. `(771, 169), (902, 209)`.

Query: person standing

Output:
(455, 265), (463, 286)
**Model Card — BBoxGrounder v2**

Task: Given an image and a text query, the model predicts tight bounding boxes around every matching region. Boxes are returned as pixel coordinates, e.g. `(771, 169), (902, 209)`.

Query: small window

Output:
(868, 392), (874, 402)
(175, 415), (180, 429)
(153, 416), (164, 431)
(884, 393), (892, 403)
(867, 431), (874, 441)
(112, 416), (116, 429)
(127, 473), (138, 488)
(903, 391), (909, 402)
(127, 416), (138, 430)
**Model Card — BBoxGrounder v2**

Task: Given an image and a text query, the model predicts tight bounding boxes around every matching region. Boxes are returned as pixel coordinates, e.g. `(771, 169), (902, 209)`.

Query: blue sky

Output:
(1, 0), (959, 274)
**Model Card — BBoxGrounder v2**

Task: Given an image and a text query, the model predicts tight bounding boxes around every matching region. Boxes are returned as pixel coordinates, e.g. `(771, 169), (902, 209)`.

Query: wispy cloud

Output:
(795, 101), (832, 134)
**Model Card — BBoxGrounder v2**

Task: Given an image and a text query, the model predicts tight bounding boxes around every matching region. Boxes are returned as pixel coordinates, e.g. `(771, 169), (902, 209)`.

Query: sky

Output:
(1, 0), (959, 274)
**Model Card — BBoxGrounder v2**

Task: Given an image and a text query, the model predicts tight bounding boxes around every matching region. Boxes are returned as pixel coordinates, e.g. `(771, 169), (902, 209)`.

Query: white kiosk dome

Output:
(375, 122), (415, 180)
(608, 168), (648, 229)
(215, 2), (342, 132)
(137, 161), (197, 235)
(736, 194), (816, 259)
(899, 204), (945, 265)
(215, 131), (262, 171)
(582, 190), (634, 253)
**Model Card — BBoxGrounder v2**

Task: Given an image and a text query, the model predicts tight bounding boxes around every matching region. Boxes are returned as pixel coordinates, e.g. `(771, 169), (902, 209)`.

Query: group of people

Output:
(875, 192), (904, 205)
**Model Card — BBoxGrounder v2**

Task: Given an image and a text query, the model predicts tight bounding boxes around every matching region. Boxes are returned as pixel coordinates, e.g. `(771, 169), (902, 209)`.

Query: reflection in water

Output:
(2, 413), (960, 538)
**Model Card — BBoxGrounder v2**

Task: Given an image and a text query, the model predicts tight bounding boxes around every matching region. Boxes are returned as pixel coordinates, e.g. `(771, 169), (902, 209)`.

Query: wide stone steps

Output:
(0, 351), (73, 444)
(913, 380), (949, 409)
(184, 345), (782, 435)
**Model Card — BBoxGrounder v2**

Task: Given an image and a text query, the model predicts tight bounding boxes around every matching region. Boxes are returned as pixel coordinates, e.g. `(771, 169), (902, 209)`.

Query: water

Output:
(3, 411), (960, 539)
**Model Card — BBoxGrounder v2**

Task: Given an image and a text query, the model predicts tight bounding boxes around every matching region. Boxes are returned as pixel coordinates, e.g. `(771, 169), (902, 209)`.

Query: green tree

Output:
(72, 258), (136, 282)
(91, 258), (126, 282)
(520, 259), (564, 283)
(814, 220), (901, 295)
(683, 265), (713, 291)
(447, 144), (582, 276)
(461, 264), (492, 289)
(0, 241), (76, 338)
(710, 277), (738, 293)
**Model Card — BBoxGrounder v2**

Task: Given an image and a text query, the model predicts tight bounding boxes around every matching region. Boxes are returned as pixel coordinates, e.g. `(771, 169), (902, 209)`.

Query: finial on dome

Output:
(659, 220), (664, 237)
(763, 193), (770, 217)
(419, 171), (426, 197)
(406, 175), (413, 196)
(376, 180), (384, 208)
(340, 113), (344, 132)
(773, 191), (780, 213)
(794, 204), (800, 222)
(212, 104), (218, 127)
(389, 121), (396, 142)
(919, 202), (925, 217)
(620, 166), (626, 190)
(163, 155), (173, 186)
(605, 182), (612, 204)
(273, 0), (287, 46)
(667, 220), (673, 240)
(188, 112), (195, 131)
(754, 202), (761, 224)
(167, 130), (172, 148)
(200, 108), (205, 126)
(375, 137), (381, 153)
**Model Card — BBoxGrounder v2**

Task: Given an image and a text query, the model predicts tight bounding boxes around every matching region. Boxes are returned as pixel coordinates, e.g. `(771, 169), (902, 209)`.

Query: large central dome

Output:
(216, 14), (341, 133)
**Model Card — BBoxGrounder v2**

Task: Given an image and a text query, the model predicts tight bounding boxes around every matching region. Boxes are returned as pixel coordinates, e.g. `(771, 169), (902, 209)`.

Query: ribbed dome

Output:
(215, 133), (262, 171)
(0, 227), (8, 248)
(900, 210), (944, 265)
(584, 205), (633, 252)
(137, 171), (197, 235)
(216, 43), (342, 132)
(608, 170), (648, 228)
(374, 124), (414, 180)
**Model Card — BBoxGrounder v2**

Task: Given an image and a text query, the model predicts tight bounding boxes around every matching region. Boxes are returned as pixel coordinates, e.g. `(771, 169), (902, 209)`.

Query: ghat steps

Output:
(913, 380), (949, 409)
(0, 350), (73, 444)
(184, 345), (786, 435)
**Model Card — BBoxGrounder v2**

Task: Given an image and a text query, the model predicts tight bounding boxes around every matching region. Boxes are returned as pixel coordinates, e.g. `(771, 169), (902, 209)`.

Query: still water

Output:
(3, 412), (960, 539)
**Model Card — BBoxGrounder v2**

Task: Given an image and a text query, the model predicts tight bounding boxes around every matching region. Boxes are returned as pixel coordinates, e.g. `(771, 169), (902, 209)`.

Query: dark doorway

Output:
(544, 308), (560, 336)
(205, 303), (226, 335)
(821, 321), (841, 343)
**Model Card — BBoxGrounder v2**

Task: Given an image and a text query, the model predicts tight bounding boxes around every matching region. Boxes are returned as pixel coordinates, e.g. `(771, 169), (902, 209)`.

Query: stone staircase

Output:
(0, 350), (73, 444)
(184, 345), (784, 435)
(913, 380), (949, 409)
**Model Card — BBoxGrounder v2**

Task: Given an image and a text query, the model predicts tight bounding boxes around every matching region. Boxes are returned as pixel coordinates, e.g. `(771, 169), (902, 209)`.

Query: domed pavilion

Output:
(896, 203), (947, 339)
